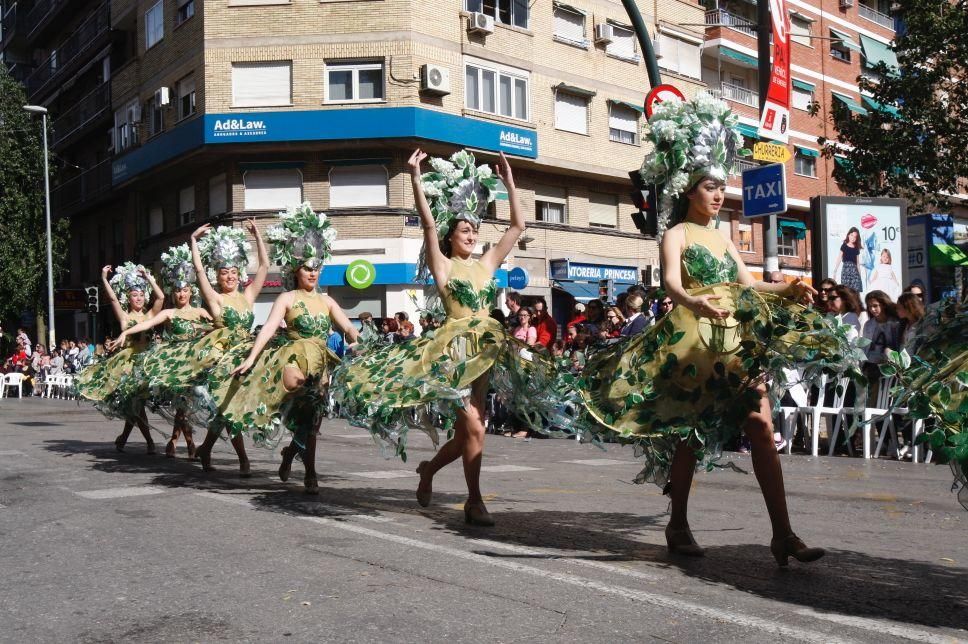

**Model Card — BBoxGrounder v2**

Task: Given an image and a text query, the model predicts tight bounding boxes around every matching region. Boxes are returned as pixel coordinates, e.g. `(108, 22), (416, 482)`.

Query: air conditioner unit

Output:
(839, 0), (853, 8)
(594, 23), (614, 44)
(421, 64), (451, 95)
(129, 103), (142, 123)
(642, 265), (661, 287)
(467, 12), (495, 35)
(652, 37), (663, 59)
(154, 86), (171, 107)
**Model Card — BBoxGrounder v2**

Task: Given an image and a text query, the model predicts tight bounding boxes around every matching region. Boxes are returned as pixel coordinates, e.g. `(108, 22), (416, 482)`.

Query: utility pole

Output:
(620, 0), (661, 89)
(757, 0), (779, 276)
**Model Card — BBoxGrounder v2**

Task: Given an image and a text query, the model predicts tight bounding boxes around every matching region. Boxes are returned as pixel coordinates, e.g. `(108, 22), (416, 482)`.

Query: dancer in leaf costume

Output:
(76, 263), (165, 454)
(333, 150), (572, 526)
(189, 221), (271, 477)
(577, 93), (861, 564)
(214, 203), (359, 494)
(107, 244), (213, 459)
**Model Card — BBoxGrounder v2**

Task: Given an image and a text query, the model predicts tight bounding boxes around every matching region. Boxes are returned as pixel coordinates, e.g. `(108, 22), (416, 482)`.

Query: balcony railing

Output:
(721, 82), (758, 107)
(51, 158), (112, 215)
(1, 2), (26, 48)
(705, 9), (756, 37)
(859, 3), (894, 29)
(25, 3), (110, 99)
(51, 82), (111, 148)
(734, 158), (761, 173)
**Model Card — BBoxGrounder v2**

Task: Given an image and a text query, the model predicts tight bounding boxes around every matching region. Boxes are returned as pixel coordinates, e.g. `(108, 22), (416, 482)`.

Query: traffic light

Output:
(598, 279), (614, 303)
(85, 286), (99, 313)
(629, 170), (659, 236)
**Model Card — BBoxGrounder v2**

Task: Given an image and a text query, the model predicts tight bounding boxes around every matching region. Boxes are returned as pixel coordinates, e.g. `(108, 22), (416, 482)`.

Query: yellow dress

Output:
(333, 257), (575, 461)
(578, 222), (858, 486)
(76, 311), (151, 419)
(207, 289), (339, 447)
(138, 306), (213, 416)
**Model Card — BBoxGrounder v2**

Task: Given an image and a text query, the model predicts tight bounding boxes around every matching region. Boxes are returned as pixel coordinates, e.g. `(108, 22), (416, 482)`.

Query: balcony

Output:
(734, 158), (761, 173)
(858, 3), (894, 30)
(721, 82), (758, 107)
(51, 82), (111, 148)
(1, 2), (27, 50)
(23, 0), (84, 44)
(705, 9), (756, 37)
(51, 158), (112, 216)
(25, 3), (111, 100)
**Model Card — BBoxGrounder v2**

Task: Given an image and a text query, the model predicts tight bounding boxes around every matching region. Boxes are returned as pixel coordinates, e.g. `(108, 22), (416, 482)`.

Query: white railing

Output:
(734, 158), (760, 173)
(859, 3), (894, 29)
(721, 82), (758, 107)
(705, 9), (756, 37)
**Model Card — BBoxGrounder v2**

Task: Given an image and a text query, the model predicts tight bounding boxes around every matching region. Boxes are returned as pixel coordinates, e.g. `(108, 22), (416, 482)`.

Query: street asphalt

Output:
(0, 397), (966, 643)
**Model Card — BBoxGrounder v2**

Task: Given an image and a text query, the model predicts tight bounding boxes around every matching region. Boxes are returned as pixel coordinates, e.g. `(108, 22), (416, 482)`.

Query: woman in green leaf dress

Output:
(212, 203), (360, 494)
(332, 149), (574, 526)
(76, 263), (165, 454)
(107, 244), (213, 459)
(577, 94), (861, 565)
(188, 221), (270, 477)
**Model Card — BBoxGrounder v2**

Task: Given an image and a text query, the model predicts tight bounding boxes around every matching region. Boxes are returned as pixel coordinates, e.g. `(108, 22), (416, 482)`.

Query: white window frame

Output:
(177, 75), (196, 120)
(608, 102), (639, 145)
(147, 97), (164, 137)
(145, 0), (164, 50)
(777, 224), (799, 257)
(209, 174), (227, 216)
(792, 85), (813, 111)
(737, 222), (754, 253)
(794, 150), (818, 178)
(179, 186), (196, 226)
(656, 29), (703, 79)
(790, 14), (812, 47)
(324, 61), (385, 104)
(242, 168), (303, 211)
(554, 90), (589, 135)
(535, 185), (567, 224)
(175, 0), (195, 26)
(552, 4), (587, 48)
(328, 165), (389, 208)
(113, 98), (140, 152)
(464, 0), (529, 30)
(588, 192), (617, 228)
(463, 56), (530, 122)
(605, 21), (638, 62)
(231, 61), (292, 108)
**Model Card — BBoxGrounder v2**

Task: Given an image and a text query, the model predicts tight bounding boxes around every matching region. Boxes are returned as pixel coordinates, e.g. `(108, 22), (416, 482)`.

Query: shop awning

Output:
(930, 244), (968, 267)
(830, 28), (863, 53)
(720, 46), (758, 67)
(736, 122), (759, 139)
(778, 219), (808, 240)
(859, 34), (899, 73)
(862, 96), (900, 117)
(792, 78), (815, 92)
(832, 93), (869, 115)
(607, 98), (644, 113)
(553, 281), (601, 302)
(554, 82), (596, 97)
(794, 146), (819, 158)
(553, 1), (586, 15)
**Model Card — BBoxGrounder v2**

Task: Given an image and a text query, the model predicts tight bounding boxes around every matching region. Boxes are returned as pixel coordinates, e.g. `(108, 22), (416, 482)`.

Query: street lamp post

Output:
(23, 104), (56, 351)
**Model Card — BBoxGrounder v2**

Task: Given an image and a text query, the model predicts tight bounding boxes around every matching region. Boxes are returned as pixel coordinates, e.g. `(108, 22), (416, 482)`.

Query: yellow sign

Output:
(752, 142), (792, 164)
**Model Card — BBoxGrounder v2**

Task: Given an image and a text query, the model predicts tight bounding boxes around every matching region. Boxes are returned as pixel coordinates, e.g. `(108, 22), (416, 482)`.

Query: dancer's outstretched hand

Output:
(101, 265), (112, 276)
(231, 356), (255, 377)
(495, 151), (514, 187)
(407, 149), (428, 178)
(105, 334), (125, 352)
(688, 294), (729, 319)
(785, 278), (816, 305)
(191, 223), (211, 240)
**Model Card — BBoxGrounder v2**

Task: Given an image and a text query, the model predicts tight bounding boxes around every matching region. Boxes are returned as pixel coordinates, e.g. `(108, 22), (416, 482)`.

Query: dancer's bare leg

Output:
(136, 408), (156, 454)
(667, 441), (699, 531)
(115, 421), (135, 451)
(419, 378), (488, 502)
(744, 386), (792, 540)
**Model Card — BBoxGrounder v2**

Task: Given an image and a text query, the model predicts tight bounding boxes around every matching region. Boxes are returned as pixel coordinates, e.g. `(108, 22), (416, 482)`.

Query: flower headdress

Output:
(197, 226), (251, 285)
(159, 244), (199, 302)
(109, 262), (151, 309)
(265, 202), (336, 271)
(417, 150), (499, 282)
(639, 92), (750, 239)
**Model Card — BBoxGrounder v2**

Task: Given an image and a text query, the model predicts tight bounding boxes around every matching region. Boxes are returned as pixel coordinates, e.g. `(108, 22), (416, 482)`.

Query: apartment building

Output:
(701, 0), (898, 280)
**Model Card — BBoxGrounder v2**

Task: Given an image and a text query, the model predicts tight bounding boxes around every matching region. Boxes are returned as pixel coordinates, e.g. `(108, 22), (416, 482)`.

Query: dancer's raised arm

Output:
(190, 224), (222, 318)
(144, 268), (166, 315)
(244, 219), (270, 304)
(408, 148), (450, 286)
(107, 308), (174, 351)
(322, 295), (360, 345)
(101, 265), (127, 323)
(481, 152), (525, 274)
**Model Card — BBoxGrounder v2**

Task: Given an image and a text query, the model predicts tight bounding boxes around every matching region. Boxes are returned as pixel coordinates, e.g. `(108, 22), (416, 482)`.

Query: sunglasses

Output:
(821, 287), (835, 293)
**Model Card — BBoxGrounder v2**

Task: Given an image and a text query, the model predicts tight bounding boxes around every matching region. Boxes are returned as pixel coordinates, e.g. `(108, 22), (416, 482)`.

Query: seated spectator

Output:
(381, 318), (399, 343)
(830, 285), (863, 336)
(397, 320), (415, 343)
(327, 329), (346, 358)
(862, 290), (900, 403)
(48, 349), (64, 375)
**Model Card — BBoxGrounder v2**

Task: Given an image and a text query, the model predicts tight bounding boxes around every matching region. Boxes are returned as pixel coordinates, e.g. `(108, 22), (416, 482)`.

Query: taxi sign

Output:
(752, 142), (792, 164)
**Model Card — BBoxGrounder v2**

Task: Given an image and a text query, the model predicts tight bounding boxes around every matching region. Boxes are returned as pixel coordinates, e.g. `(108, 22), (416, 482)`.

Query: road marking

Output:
(330, 434), (371, 439)
(468, 538), (662, 582)
(349, 470), (418, 479)
(299, 515), (851, 644)
(195, 491), (255, 508)
(794, 608), (961, 644)
(561, 459), (630, 467)
(0, 450), (27, 456)
(75, 486), (166, 500)
(196, 492), (394, 523)
(480, 465), (541, 473)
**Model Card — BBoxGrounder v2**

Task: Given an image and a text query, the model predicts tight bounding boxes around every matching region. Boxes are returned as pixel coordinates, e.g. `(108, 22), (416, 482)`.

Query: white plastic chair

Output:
(873, 380), (927, 462)
(777, 373), (809, 455)
(796, 375), (851, 456)
(2, 373), (25, 398)
(828, 375), (893, 459)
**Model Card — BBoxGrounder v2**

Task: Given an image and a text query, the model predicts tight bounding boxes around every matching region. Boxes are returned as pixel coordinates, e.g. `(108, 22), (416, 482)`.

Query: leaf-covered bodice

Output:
(681, 222), (738, 288)
(217, 291), (254, 331)
(125, 311), (150, 349)
(443, 258), (496, 319)
(167, 307), (211, 341)
(285, 290), (331, 340)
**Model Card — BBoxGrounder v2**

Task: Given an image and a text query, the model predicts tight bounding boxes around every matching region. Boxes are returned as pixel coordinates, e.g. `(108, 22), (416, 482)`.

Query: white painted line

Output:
(480, 465), (541, 473)
(0, 502), (6, 509)
(349, 470), (418, 480)
(561, 459), (630, 467)
(330, 434), (371, 439)
(75, 486), (167, 500)
(299, 515), (850, 644)
(0, 450), (27, 456)
(196, 491), (394, 523)
(794, 608), (961, 644)
(468, 538), (661, 582)
(195, 491), (257, 508)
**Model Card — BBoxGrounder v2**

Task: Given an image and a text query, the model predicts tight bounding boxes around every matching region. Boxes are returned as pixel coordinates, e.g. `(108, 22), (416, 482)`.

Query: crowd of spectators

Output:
(0, 326), (98, 396)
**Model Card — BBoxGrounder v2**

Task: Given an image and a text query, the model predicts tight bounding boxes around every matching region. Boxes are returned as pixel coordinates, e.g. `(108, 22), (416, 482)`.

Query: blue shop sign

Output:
(507, 267), (529, 290)
(549, 260), (638, 284)
(318, 262), (509, 288)
(112, 107), (538, 185)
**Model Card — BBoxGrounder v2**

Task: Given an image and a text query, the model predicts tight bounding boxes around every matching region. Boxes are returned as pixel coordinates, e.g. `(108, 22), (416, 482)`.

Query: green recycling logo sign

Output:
(345, 259), (376, 290)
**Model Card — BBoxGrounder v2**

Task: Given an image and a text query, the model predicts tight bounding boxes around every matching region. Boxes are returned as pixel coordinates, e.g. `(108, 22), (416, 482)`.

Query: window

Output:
(113, 99), (140, 152)
(553, 4), (586, 46)
(176, 0), (194, 25)
(209, 174), (227, 216)
(588, 192), (617, 228)
(608, 102), (639, 145)
(830, 30), (852, 62)
(656, 32), (702, 79)
(778, 225), (799, 257)
(147, 97), (163, 137)
(329, 165), (389, 208)
(145, 1), (164, 49)
(465, 0), (529, 29)
(243, 168), (302, 210)
(179, 186), (195, 226)
(148, 205), (164, 236)
(554, 91), (588, 135)
(790, 15), (811, 47)
(794, 149), (817, 177)
(535, 185), (567, 224)
(464, 58), (529, 121)
(737, 223), (753, 252)
(605, 22), (637, 61)
(177, 75), (196, 120)
(792, 83), (814, 111)
(326, 61), (384, 103)
(232, 61), (292, 107)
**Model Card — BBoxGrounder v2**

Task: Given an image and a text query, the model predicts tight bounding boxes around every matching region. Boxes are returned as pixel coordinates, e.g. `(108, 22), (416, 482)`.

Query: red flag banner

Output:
(757, 0), (791, 143)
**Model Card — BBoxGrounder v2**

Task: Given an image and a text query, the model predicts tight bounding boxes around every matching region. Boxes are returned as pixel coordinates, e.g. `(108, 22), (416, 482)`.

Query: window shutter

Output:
(608, 104), (637, 134)
(329, 165), (388, 208)
(588, 192), (617, 227)
(679, 41), (701, 79)
(209, 174), (227, 215)
(148, 206), (164, 236)
(232, 62), (292, 107)
(554, 7), (584, 42)
(606, 24), (636, 59)
(243, 169), (302, 210)
(179, 186), (195, 215)
(555, 92), (588, 134)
